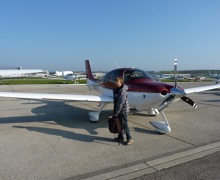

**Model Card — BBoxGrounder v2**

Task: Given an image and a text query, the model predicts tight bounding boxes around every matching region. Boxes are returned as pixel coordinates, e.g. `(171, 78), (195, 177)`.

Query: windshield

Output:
(124, 69), (153, 82)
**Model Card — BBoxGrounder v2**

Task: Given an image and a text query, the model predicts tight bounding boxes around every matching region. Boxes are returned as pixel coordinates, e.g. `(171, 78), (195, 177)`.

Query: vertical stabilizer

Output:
(85, 60), (96, 81)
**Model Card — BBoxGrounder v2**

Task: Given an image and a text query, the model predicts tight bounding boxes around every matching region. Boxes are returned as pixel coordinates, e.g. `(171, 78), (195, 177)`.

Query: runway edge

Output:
(80, 141), (220, 180)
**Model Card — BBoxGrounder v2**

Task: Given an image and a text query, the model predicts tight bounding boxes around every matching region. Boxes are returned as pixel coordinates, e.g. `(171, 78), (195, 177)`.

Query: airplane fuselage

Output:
(0, 69), (45, 79)
(87, 73), (172, 112)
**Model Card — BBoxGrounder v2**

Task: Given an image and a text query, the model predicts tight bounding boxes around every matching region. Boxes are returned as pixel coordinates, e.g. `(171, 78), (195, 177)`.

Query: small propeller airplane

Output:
(0, 59), (220, 134)
(208, 71), (220, 84)
(62, 72), (78, 81)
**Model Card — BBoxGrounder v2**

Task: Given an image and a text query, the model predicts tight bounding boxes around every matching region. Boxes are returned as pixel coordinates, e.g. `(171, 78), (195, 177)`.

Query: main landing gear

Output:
(88, 103), (108, 122)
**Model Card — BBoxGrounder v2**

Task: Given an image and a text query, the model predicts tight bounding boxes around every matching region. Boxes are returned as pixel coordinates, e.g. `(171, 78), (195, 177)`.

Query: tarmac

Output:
(0, 82), (219, 180)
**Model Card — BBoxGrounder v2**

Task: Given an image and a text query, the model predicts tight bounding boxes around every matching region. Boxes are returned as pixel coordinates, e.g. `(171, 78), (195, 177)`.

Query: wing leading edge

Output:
(184, 84), (220, 94)
(0, 92), (113, 103)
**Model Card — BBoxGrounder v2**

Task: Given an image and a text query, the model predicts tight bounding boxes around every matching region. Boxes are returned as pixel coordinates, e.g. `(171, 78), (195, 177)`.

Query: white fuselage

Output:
(0, 69), (45, 78)
(87, 80), (169, 111)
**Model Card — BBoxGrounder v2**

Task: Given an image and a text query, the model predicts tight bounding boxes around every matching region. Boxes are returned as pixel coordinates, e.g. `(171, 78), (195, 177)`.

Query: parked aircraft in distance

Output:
(209, 71), (220, 84)
(0, 69), (45, 79)
(52, 71), (73, 77)
(50, 71), (79, 81)
(184, 75), (206, 81)
(0, 59), (220, 134)
(155, 74), (186, 81)
(62, 71), (78, 81)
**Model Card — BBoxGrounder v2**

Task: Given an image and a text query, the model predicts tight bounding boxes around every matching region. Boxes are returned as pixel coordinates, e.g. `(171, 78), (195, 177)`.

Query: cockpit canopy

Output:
(101, 68), (154, 84)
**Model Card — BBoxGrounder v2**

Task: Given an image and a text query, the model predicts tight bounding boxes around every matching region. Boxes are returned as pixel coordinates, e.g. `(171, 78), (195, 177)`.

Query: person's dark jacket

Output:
(113, 84), (130, 116)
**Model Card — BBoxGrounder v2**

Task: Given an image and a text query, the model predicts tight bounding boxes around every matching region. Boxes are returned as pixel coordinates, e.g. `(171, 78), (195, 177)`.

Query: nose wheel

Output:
(150, 111), (171, 134)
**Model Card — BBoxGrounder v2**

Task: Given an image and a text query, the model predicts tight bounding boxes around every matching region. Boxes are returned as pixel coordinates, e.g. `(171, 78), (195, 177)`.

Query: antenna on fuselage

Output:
(174, 59), (177, 87)
(114, 59), (120, 68)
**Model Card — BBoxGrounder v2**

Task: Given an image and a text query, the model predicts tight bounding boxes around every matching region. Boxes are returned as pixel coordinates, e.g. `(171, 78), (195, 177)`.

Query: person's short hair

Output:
(116, 77), (124, 84)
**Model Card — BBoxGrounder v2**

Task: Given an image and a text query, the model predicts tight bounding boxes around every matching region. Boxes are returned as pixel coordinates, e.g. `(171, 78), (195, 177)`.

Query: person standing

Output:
(113, 77), (133, 145)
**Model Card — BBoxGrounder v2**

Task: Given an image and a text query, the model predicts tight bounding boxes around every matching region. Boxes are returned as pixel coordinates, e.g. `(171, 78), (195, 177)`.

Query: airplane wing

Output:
(0, 92), (113, 103)
(184, 84), (220, 94)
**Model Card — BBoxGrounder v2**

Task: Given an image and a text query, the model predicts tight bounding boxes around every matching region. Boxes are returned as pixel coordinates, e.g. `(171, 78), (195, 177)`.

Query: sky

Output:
(0, 0), (220, 72)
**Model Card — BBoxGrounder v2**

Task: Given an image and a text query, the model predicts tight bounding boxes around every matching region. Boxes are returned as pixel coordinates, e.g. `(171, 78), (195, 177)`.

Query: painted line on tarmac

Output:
(82, 141), (220, 180)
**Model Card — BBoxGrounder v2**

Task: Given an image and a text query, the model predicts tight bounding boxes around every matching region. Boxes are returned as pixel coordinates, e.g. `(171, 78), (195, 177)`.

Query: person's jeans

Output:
(118, 114), (132, 140)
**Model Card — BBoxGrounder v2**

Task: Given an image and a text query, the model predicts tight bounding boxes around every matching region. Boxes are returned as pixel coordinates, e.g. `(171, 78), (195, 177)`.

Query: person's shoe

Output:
(126, 139), (133, 145)
(114, 136), (124, 142)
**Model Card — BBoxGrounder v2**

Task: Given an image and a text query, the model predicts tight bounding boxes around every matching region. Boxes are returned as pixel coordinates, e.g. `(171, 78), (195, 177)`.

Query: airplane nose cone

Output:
(170, 87), (186, 98)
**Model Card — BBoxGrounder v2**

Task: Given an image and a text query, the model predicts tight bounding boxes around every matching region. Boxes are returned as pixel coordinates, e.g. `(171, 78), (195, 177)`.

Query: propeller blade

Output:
(174, 59), (177, 87)
(181, 96), (197, 108)
(157, 95), (175, 112)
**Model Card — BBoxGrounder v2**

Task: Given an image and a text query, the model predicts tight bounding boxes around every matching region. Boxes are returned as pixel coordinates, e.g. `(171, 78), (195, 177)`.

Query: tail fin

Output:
(85, 60), (96, 81)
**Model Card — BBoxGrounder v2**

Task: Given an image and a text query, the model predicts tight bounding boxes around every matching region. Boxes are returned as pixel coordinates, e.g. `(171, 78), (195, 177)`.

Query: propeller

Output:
(173, 59), (197, 109)
(157, 59), (197, 112)
(151, 59), (197, 134)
